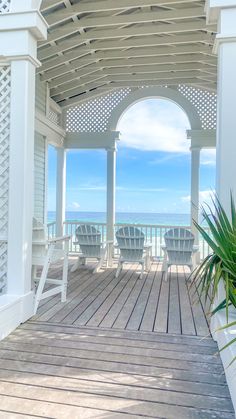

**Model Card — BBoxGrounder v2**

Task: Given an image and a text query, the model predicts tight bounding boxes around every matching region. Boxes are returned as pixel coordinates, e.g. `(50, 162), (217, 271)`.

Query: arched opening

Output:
(116, 98), (192, 224)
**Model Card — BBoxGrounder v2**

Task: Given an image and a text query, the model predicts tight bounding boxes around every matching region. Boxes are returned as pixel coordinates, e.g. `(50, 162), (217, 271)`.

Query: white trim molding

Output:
(65, 131), (120, 149)
(187, 129), (216, 149)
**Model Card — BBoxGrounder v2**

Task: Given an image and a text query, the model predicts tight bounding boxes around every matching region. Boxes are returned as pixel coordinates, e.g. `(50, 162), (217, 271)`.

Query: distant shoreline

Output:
(47, 211), (191, 226)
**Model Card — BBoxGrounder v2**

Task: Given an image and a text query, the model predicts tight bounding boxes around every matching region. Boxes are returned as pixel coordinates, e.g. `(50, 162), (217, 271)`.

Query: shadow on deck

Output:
(0, 259), (234, 418)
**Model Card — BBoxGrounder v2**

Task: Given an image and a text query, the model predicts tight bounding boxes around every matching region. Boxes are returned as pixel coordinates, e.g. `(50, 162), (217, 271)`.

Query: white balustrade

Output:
(47, 220), (212, 260)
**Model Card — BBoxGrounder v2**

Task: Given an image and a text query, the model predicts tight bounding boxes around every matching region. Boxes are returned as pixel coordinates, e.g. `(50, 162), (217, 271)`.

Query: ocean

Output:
(47, 211), (191, 226)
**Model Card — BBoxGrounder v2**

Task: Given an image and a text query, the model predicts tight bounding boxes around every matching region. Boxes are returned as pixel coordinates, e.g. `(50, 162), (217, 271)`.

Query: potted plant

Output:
(191, 193), (236, 363)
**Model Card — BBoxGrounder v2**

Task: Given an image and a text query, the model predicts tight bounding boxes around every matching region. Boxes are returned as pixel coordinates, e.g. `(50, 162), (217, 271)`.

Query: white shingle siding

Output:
(34, 133), (46, 223)
(35, 76), (47, 115)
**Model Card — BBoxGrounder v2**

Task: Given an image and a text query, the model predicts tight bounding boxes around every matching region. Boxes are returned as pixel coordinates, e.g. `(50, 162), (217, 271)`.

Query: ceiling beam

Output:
(42, 7), (205, 45)
(41, 48), (216, 81)
(40, 44), (215, 81)
(49, 63), (216, 96)
(39, 48), (216, 78)
(52, 71), (216, 102)
(57, 77), (216, 105)
(53, 81), (112, 102)
(38, 32), (214, 68)
(41, 0), (204, 16)
(60, 87), (117, 109)
(39, 19), (215, 48)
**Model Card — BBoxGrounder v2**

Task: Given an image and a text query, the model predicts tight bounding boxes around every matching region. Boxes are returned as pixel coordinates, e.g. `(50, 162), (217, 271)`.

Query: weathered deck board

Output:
(30, 260), (210, 335)
(0, 325), (233, 418)
(0, 259), (234, 418)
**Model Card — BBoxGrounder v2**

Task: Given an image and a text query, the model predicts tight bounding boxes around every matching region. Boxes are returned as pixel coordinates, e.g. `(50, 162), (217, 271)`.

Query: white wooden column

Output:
(0, 2), (47, 335)
(106, 146), (116, 244)
(206, 1), (236, 410)
(56, 148), (66, 237)
(207, 1), (236, 215)
(190, 147), (200, 245)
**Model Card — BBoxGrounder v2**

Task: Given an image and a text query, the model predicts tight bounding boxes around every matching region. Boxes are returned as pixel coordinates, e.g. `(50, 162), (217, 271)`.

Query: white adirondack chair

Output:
(71, 224), (111, 273)
(162, 227), (198, 281)
(115, 226), (152, 279)
(32, 218), (70, 315)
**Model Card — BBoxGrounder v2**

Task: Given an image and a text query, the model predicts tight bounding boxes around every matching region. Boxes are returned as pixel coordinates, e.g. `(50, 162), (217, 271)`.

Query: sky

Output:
(47, 98), (216, 214)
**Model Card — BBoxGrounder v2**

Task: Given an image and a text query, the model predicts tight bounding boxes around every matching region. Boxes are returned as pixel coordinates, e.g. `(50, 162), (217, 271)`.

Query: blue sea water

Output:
(48, 211), (191, 226)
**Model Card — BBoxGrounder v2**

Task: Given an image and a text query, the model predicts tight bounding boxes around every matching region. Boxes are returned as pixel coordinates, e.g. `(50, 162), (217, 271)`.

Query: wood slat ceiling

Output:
(39, 0), (217, 108)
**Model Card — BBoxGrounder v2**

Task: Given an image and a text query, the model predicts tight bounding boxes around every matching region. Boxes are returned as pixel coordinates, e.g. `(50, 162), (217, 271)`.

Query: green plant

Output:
(192, 193), (236, 363)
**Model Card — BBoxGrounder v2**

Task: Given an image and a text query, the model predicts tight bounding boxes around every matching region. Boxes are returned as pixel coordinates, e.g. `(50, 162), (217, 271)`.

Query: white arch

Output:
(107, 87), (202, 131)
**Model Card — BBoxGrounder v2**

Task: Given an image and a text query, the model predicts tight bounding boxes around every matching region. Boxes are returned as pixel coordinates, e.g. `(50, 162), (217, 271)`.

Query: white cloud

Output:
(117, 186), (166, 192)
(117, 99), (190, 152)
(71, 202), (80, 209)
(200, 149), (216, 166)
(181, 190), (215, 206)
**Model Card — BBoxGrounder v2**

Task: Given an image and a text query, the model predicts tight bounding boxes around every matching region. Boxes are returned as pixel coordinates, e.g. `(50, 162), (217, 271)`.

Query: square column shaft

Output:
(56, 148), (66, 237)
(106, 147), (116, 243)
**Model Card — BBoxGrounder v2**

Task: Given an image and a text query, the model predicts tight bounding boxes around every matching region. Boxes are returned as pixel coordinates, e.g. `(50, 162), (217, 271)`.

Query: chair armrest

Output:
(144, 244), (152, 249)
(48, 235), (71, 244)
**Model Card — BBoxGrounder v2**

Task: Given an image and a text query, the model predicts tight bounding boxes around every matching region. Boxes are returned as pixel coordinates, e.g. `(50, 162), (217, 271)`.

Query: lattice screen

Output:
(178, 85), (217, 130)
(66, 88), (132, 132)
(48, 109), (61, 126)
(66, 85), (217, 133)
(0, 0), (10, 13)
(0, 66), (11, 293)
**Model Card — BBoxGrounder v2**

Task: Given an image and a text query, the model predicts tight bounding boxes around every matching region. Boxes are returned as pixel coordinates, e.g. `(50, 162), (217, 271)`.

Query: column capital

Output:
(106, 145), (117, 152)
(206, 0), (236, 24)
(206, 0), (236, 53)
(190, 146), (201, 151)
(0, 9), (48, 66)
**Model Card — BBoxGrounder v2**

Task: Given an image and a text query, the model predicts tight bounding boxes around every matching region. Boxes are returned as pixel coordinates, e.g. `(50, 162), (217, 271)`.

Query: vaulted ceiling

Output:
(39, 0), (217, 108)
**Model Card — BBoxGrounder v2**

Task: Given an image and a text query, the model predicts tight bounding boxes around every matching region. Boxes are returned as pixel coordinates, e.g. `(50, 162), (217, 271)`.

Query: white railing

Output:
(47, 221), (56, 238)
(47, 220), (212, 260)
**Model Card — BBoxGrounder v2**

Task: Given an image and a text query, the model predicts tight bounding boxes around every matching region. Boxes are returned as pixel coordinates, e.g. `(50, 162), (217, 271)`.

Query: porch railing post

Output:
(56, 147), (66, 237)
(190, 146), (200, 248)
(106, 145), (116, 266)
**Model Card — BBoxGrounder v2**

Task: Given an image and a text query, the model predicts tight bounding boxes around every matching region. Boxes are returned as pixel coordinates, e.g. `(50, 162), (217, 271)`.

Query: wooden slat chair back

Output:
(76, 224), (102, 258)
(115, 226), (151, 279)
(116, 226), (145, 261)
(71, 224), (107, 273)
(162, 227), (197, 280)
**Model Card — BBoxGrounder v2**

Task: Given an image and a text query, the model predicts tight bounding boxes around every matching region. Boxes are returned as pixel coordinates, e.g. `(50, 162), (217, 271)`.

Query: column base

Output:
(0, 290), (34, 340)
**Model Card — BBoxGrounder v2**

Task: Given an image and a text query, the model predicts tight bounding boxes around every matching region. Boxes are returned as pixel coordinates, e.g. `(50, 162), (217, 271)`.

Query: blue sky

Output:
(47, 99), (216, 213)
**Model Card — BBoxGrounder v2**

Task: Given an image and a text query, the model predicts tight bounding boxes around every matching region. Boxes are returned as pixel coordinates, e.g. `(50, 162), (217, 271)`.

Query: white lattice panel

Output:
(178, 85), (217, 130)
(0, 0), (10, 13)
(48, 109), (61, 126)
(66, 89), (131, 132)
(66, 85), (216, 133)
(0, 66), (11, 293)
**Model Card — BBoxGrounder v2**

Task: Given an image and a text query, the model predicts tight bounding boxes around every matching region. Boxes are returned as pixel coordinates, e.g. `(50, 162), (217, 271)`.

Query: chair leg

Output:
(145, 251), (151, 271)
(115, 261), (123, 278)
(162, 251), (168, 281)
(34, 255), (51, 315)
(93, 258), (102, 273)
(71, 257), (81, 273)
(140, 263), (144, 279)
(61, 246), (69, 302)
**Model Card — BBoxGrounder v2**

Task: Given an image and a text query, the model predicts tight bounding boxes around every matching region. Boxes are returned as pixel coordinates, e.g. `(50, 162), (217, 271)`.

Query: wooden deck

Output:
(0, 260), (234, 418)
(33, 259), (210, 336)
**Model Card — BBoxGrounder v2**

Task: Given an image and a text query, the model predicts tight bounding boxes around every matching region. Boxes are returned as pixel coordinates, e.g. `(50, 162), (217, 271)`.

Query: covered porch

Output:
(1, 0), (236, 416)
